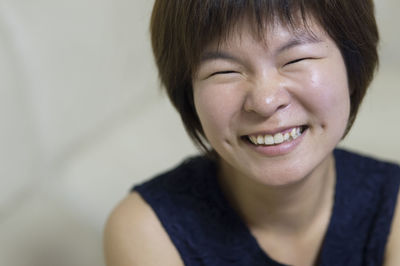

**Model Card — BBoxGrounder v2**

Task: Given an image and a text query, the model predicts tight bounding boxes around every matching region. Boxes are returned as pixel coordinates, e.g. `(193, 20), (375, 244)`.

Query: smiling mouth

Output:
(244, 126), (308, 146)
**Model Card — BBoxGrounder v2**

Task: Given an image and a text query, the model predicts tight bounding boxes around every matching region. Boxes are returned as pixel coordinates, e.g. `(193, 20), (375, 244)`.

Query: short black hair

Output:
(150, 0), (379, 153)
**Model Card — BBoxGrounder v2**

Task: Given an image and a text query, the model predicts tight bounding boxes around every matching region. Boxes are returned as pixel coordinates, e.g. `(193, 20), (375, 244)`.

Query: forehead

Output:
(188, 4), (329, 72)
(202, 16), (324, 54)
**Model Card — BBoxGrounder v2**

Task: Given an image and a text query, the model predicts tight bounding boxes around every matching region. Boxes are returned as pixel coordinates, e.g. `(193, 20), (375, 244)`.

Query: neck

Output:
(218, 154), (336, 236)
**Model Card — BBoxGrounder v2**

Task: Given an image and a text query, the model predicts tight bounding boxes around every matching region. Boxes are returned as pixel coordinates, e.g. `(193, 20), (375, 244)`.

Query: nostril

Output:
(277, 102), (290, 111)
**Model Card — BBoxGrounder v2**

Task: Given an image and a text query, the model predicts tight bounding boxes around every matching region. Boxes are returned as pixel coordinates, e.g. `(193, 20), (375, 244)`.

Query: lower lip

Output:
(244, 129), (307, 157)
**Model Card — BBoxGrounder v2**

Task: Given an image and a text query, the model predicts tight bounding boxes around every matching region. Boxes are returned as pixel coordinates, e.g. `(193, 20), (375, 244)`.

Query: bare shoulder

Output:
(384, 191), (400, 266)
(104, 192), (184, 266)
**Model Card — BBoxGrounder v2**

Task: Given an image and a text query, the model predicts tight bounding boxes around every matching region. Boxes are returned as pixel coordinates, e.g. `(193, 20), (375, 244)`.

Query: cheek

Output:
(193, 83), (244, 139)
(301, 62), (351, 129)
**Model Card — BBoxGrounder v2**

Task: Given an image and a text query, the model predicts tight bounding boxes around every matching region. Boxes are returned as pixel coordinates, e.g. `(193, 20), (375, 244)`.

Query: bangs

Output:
(182, 0), (318, 72)
(150, 0), (379, 151)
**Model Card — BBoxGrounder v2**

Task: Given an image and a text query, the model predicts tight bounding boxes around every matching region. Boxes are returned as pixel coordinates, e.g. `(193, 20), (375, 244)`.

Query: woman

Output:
(104, 1), (400, 265)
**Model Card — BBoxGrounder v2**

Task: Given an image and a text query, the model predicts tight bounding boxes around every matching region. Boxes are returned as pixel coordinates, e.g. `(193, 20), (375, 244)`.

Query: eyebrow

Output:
(200, 51), (243, 64)
(199, 32), (322, 63)
(276, 33), (322, 53)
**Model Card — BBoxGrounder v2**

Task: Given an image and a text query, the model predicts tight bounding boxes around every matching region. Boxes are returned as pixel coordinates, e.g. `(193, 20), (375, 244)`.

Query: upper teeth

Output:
(248, 127), (304, 146)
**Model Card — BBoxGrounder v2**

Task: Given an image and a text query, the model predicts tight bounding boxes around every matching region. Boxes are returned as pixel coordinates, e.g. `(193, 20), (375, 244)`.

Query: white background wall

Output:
(0, 1), (399, 265)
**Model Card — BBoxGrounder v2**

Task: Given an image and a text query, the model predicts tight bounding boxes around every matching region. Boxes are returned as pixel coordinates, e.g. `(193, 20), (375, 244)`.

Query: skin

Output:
(103, 17), (400, 266)
(385, 195), (400, 265)
(104, 192), (184, 266)
(192, 18), (349, 265)
(193, 19), (350, 188)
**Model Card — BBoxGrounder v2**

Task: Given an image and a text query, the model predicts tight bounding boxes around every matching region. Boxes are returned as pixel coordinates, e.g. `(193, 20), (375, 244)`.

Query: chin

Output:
(250, 166), (310, 187)
(240, 150), (333, 188)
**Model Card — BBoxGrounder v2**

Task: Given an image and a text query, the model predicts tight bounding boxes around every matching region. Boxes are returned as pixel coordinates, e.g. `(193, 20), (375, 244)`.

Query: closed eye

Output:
(209, 70), (238, 77)
(284, 57), (313, 66)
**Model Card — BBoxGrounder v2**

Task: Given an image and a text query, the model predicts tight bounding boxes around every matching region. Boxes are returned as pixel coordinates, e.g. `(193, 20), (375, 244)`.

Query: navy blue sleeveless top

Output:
(133, 149), (400, 266)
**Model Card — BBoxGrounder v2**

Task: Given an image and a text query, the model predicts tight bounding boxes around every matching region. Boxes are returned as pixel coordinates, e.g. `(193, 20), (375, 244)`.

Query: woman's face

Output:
(192, 19), (350, 186)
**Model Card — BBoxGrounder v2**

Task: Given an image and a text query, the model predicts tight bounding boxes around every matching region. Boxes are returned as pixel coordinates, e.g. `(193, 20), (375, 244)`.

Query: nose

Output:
(243, 74), (291, 118)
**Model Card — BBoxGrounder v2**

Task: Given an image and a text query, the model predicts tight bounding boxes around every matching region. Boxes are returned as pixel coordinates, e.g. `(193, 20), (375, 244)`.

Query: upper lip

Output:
(244, 125), (306, 136)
